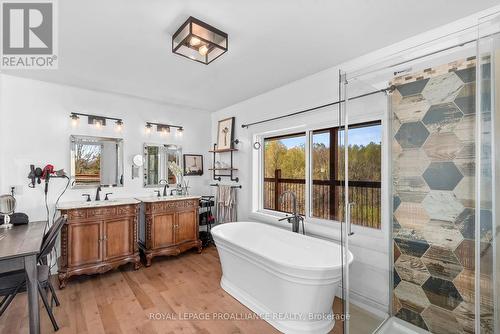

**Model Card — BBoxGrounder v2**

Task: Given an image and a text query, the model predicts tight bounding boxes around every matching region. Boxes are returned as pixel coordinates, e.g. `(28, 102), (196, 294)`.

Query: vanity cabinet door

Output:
(68, 221), (102, 267)
(176, 209), (197, 244)
(152, 213), (175, 249)
(103, 217), (134, 260)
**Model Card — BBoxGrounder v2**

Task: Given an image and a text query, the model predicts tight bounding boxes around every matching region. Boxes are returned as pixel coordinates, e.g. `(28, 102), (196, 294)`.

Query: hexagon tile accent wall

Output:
(390, 58), (494, 334)
(422, 102), (463, 133)
(422, 161), (464, 191)
(395, 121), (430, 149)
(422, 277), (463, 311)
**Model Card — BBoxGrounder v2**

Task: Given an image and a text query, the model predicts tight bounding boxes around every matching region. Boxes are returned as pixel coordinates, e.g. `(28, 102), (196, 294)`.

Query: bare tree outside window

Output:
(75, 143), (101, 184)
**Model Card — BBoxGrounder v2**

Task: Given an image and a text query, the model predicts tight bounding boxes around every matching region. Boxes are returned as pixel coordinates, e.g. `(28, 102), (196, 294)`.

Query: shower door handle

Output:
(347, 202), (355, 236)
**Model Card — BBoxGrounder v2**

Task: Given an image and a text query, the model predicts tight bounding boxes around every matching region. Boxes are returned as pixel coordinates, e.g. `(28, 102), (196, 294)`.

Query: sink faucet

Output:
(159, 179), (169, 196)
(278, 191), (305, 234)
(95, 186), (102, 201)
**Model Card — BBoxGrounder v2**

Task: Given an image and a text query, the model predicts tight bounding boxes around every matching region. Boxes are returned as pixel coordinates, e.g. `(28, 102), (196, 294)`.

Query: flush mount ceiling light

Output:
(172, 16), (228, 65)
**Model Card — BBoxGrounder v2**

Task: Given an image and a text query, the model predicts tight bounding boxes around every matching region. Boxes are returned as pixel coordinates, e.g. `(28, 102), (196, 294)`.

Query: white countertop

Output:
(134, 195), (201, 203)
(57, 198), (141, 210)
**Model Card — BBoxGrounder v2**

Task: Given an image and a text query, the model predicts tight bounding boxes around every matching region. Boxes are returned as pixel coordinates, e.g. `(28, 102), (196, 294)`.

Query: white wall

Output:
(0, 74), (212, 222)
(210, 5), (500, 317)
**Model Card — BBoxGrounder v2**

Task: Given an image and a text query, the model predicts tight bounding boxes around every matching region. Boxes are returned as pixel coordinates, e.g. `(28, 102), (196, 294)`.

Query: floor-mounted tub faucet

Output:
(278, 191), (305, 234)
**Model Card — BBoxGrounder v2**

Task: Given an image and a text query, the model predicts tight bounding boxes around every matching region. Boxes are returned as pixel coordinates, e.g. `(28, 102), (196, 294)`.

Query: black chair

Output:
(0, 215), (67, 331)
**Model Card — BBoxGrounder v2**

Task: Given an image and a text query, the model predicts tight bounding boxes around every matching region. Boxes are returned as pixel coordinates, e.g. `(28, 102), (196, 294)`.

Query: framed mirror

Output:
(70, 135), (124, 188)
(143, 144), (182, 187)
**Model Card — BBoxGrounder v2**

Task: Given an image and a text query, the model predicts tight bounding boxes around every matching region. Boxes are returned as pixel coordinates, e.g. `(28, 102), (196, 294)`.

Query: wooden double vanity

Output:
(57, 196), (202, 288)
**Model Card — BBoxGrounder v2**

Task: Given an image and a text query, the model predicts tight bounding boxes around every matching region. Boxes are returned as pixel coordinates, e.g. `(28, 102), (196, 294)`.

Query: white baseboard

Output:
(335, 285), (389, 320)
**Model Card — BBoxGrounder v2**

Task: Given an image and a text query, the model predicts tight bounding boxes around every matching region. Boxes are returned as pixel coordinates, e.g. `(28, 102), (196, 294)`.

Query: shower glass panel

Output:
(477, 13), (499, 334)
(342, 19), (500, 333)
(339, 71), (389, 334)
(338, 70), (349, 334)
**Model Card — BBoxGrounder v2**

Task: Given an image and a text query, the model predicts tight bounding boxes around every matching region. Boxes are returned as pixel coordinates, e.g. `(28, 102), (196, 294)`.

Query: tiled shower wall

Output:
(391, 58), (494, 333)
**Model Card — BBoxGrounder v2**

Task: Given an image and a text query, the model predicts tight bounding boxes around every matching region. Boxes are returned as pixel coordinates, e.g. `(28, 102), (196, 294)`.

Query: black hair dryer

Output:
(28, 164), (43, 188)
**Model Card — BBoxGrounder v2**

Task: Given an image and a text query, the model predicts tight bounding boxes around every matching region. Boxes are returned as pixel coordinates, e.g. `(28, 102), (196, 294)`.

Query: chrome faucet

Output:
(278, 191), (305, 234)
(159, 179), (169, 196)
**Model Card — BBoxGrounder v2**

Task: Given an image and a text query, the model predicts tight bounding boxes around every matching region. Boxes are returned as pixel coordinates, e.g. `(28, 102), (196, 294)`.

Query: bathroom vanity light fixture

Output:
(70, 112), (124, 131)
(145, 122), (183, 135)
(172, 16), (228, 65)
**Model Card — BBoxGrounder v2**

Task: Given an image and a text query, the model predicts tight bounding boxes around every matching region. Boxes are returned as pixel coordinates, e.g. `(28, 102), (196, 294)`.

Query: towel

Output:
(216, 185), (237, 223)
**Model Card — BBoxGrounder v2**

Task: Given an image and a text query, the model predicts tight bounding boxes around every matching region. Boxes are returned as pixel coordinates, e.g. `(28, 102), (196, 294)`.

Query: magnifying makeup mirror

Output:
(0, 195), (16, 229)
(132, 154), (144, 179)
(133, 155), (144, 167)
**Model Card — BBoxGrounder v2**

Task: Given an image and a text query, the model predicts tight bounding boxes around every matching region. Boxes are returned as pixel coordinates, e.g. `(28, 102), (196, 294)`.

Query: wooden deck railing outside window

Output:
(264, 171), (381, 229)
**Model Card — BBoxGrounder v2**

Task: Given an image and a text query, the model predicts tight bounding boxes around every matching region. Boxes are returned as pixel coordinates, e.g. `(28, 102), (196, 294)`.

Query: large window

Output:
(263, 121), (382, 229)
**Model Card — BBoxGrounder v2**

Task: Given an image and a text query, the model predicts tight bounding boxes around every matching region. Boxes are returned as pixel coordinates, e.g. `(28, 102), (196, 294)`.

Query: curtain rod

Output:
(241, 86), (395, 129)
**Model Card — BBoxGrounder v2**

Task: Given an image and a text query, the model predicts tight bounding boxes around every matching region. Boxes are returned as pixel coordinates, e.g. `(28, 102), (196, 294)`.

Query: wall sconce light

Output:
(70, 113), (80, 127)
(176, 127), (184, 137)
(145, 122), (183, 136)
(70, 112), (123, 131)
(90, 116), (105, 128)
(172, 16), (228, 65)
(158, 124), (170, 136)
(115, 119), (124, 132)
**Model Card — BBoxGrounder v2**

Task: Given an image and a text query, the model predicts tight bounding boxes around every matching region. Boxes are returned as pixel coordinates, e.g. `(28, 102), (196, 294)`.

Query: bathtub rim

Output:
(212, 221), (354, 273)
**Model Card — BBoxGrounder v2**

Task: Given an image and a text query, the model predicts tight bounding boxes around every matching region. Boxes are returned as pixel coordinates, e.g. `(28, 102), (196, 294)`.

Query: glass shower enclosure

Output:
(338, 12), (499, 334)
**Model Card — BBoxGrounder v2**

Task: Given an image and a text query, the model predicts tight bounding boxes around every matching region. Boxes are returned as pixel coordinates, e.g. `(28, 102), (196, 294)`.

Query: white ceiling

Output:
(3, 0), (498, 111)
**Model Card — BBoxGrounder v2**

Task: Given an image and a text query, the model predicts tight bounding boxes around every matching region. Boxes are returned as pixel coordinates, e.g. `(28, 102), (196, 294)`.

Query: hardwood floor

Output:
(0, 246), (352, 334)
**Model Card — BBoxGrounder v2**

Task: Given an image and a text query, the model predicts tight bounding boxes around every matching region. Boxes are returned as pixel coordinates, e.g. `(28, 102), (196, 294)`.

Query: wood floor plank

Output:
(122, 270), (155, 310)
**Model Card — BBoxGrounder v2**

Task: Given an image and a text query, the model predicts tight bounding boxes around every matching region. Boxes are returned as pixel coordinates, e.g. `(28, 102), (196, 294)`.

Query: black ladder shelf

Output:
(210, 139), (239, 182)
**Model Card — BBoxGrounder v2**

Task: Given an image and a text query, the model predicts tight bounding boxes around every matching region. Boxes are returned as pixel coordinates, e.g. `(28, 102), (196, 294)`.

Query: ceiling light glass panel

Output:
(172, 16), (228, 65)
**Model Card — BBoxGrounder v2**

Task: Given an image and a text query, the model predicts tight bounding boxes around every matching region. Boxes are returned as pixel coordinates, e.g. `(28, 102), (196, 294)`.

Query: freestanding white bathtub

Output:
(211, 222), (353, 334)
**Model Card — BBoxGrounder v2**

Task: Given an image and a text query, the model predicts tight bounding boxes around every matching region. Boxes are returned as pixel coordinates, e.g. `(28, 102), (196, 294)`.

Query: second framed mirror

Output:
(143, 144), (182, 187)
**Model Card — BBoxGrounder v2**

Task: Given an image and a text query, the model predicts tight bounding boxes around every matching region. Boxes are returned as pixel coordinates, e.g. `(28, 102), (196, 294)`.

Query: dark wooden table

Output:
(0, 221), (46, 334)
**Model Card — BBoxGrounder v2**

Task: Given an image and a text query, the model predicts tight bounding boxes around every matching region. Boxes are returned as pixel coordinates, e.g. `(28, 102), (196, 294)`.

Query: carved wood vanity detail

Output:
(58, 203), (141, 288)
(139, 198), (202, 267)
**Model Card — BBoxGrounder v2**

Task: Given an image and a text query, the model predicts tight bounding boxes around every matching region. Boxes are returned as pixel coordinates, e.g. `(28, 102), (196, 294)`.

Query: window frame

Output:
(310, 120), (382, 223)
(254, 118), (385, 237)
